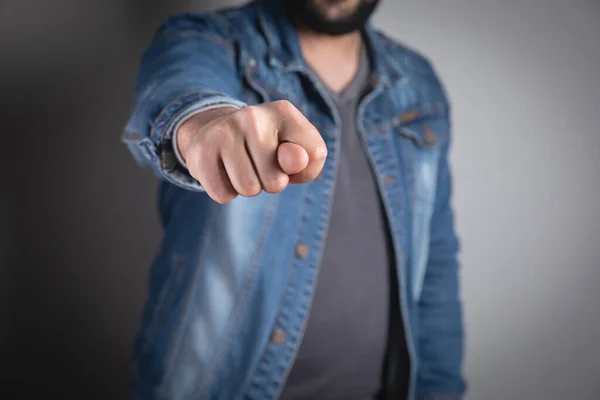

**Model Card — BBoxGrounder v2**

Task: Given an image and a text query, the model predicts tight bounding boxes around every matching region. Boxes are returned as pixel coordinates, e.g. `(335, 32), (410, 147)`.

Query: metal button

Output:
(270, 328), (286, 345)
(295, 243), (309, 259)
(423, 124), (436, 145)
(173, 258), (184, 268)
(127, 131), (141, 141)
(247, 58), (257, 68)
(398, 110), (419, 124)
(369, 75), (380, 87)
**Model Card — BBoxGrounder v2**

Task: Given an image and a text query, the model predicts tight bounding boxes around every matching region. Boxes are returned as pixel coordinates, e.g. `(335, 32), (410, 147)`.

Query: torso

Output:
(280, 43), (409, 400)
(134, 4), (451, 399)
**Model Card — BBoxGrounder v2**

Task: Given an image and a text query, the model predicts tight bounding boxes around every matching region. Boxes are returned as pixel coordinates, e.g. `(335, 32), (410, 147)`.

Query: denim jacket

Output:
(122, 1), (465, 399)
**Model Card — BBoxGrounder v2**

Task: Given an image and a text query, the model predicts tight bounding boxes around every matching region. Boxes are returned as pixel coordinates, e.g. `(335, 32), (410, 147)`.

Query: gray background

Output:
(1, 0), (599, 399)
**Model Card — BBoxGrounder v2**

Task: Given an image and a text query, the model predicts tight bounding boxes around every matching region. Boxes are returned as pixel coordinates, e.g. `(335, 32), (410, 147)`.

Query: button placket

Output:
(270, 328), (286, 345)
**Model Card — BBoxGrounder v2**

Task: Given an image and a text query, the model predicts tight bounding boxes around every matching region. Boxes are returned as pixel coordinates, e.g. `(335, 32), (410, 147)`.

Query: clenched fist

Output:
(176, 100), (327, 204)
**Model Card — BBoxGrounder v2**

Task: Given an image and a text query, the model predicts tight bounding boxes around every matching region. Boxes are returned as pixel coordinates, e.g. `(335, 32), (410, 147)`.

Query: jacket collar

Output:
(257, 0), (403, 86)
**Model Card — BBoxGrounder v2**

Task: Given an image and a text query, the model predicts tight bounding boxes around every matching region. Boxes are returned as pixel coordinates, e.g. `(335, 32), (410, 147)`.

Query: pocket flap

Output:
(394, 106), (449, 148)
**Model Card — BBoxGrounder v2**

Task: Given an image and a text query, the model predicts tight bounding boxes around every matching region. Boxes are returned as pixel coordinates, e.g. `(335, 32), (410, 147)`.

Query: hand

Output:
(176, 100), (327, 204)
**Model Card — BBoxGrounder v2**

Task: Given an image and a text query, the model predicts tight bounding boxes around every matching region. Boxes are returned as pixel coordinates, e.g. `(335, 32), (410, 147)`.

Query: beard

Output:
(284, 0), (380, 36)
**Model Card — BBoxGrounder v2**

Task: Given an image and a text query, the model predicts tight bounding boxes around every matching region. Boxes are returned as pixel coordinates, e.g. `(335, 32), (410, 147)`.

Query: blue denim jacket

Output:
(122, 1), (465, 399)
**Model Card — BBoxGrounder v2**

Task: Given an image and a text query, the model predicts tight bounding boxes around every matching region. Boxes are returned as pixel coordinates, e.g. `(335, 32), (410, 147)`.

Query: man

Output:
(122, 0), (465, 399)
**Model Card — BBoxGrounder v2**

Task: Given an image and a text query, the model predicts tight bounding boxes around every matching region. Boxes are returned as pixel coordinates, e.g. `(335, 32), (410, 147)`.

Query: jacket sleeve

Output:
(121, 13), (246, 191)
(416, 118), (466, 400)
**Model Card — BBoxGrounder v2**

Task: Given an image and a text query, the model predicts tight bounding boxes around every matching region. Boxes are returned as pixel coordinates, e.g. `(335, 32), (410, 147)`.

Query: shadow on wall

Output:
(0, 0), (246, 398)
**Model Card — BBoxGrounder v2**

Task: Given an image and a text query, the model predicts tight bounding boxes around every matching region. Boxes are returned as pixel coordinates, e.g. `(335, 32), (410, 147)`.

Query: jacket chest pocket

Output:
(393, 111), (449, 205)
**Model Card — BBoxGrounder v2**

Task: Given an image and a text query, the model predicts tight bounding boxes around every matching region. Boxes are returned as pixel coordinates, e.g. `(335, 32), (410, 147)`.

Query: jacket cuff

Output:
(122, 91), (246, 192)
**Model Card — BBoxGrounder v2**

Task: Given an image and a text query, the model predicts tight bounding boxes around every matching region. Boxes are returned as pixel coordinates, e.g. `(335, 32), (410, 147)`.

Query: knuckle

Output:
(234, 106), (261, 137)
(273, 99), (296, 115)
(237, 178), (262, 197)
(262, 174), (288, 193)
(302, 167), (321, 182)
(313, 142), (328, 160)
(197, 172), (235, 204)
(302, 172), (317, 183)
(212, 191), (236, 204)
(214, 120), (237, 145)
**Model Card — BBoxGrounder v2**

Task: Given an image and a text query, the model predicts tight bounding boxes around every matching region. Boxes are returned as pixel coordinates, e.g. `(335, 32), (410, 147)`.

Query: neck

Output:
(296, 28), (364, 93)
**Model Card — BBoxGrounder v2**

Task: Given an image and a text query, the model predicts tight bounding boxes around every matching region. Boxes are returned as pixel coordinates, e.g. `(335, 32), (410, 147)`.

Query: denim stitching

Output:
(156, 30), (235, 55)
(239, 186), (309, 400)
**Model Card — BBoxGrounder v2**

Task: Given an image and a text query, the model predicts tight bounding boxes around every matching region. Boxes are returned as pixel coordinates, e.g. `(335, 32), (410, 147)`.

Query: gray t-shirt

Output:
(280, 45), (394, 400)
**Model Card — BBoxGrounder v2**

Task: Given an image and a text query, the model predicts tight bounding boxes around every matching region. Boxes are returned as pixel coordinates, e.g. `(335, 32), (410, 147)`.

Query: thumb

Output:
(277, 141), (309, 175)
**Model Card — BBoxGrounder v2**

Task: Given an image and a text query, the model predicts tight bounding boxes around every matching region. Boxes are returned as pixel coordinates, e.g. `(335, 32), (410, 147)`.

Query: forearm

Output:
(121, 13), (245, 190)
